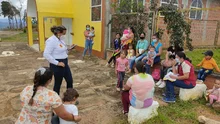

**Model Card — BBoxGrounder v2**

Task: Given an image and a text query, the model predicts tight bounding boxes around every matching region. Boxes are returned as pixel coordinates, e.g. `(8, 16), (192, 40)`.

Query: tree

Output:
(1, 1), (12, 29)
(18, 0), (24, 29)
(158, 3), (193, 50)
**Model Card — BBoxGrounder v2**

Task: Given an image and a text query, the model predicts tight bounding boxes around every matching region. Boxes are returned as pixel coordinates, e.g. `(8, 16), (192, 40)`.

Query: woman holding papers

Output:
(163, 52), (196, 103)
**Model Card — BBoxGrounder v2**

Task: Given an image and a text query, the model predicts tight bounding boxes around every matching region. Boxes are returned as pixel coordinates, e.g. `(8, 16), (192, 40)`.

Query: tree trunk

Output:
(15, 16), (18, 30)
(19, 14), (23, 29)
(8, 17), (11, 29)
(11, 17), (15, 29)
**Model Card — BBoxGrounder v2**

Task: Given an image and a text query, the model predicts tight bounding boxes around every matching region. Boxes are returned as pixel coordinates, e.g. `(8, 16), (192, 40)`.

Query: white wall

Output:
(27, 0), (37, 17)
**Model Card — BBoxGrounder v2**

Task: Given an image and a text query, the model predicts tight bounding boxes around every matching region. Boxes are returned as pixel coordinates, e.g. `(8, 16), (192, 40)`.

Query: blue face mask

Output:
(175, 58), (180, 64)
(152, 39), (157, 43)
(86, 28), (90, 30)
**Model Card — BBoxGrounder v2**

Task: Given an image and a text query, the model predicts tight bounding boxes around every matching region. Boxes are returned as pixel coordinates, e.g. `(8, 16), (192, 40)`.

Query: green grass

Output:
(1, 32), (38, 42)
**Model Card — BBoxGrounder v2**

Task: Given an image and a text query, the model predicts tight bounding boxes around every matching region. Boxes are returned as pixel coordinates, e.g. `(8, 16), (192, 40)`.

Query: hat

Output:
(203, 50), (213, 56)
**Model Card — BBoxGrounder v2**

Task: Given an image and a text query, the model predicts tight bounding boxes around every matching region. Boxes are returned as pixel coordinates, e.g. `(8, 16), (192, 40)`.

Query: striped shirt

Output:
(43, 35), (68, 65)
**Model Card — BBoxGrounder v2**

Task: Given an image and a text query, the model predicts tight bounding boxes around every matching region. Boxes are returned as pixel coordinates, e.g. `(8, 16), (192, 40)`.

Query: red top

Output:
(178, 60), (196, 86)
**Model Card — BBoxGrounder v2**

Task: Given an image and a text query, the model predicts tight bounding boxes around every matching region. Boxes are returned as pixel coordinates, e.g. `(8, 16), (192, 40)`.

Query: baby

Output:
(89, 26), (95, 45)
(59, 88), (81, 124)
(206, 78), (220, 106)
(146, 45), (157, 67)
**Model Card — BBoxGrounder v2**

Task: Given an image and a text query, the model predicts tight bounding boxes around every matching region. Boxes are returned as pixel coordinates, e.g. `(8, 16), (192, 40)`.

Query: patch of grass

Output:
(146, 100), (198, 124)
(1, 32), (38, 42)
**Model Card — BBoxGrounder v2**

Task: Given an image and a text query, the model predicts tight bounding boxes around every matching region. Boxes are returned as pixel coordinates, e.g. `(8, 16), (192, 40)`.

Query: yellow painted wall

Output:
(44, 18), (61, 38)
(72, 0), (102, 52)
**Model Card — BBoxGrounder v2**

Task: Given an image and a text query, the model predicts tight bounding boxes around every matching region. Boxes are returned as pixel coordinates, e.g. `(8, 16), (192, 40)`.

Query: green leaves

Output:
(158, 3), (193, 50)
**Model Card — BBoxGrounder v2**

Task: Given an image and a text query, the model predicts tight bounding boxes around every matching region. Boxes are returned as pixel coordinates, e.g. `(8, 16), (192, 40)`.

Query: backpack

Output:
(152, 69), (160, 81)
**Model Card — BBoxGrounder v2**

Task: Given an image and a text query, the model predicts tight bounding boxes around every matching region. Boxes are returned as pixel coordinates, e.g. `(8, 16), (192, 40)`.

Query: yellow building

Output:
(27, 0), (109, 58)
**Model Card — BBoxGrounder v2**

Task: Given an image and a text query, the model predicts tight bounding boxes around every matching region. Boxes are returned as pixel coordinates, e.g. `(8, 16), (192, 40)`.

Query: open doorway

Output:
(62, 18), (73, 46)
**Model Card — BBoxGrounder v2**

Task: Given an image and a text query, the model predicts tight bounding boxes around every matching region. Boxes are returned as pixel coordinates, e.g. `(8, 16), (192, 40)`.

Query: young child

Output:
(89, 26), (95, 45)
(146, 45), (157, 67)
(197, 50), (220, 82)
(59, 88), (81, 124)
(206, 78), (220, 106)
(106, 33), (121, 67)
(127, 43), (135, 64)
(115, 50), (129, 91)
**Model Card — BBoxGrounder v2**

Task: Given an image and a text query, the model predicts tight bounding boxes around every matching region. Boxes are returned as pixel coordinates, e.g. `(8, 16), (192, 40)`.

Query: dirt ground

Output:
(0, 42), (126, 124)
(0, 42), (219, 124)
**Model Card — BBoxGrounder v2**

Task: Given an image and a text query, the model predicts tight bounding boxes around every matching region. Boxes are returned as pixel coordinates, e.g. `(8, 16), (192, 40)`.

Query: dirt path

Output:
(0, 42), (126, 124)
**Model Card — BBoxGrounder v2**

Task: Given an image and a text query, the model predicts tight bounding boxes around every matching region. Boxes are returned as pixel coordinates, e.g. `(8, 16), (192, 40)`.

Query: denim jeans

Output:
(117, 71), (125, 88)
(83, 39), (93, 56)
(129, 53), (147, 69)
(50, 58), (73, 95)
(197, 68), (213, 81)
(165, 80), (194, 99)
(145, 56), (161, 74)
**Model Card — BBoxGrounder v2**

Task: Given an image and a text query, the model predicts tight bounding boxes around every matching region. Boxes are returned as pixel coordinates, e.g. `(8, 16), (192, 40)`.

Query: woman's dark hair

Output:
(116, 32), (122, 37)
(176, 52), (192, 63)
(63, 88), (79, 102)
(140, 32), (146, 36)
(135, 61), (146, 73)
(51, 26), (64, 35)
(128, 26), (135, 34)
(59, 25), (67, 30)
(86, 24), (90, 28)
(91, 26), (94, 30)
(153, 32), (160, 39)
(29, 67), (53, 106)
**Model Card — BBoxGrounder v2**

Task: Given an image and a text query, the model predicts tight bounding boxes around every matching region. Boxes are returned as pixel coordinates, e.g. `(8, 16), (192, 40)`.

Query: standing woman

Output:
(145, 32), (163, 73)
(43, 26), (73, 95)
(82, 24), (94, 58)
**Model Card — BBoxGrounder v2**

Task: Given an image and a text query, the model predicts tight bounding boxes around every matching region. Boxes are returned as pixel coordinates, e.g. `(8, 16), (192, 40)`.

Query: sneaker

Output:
(116, 88), (120, 91)
(156, 80), (163, 86)
(105, 63), (110, 67)
(111, 63), (115, 68)
(158, 81), (166, 88)
(162, 93), (176, 98)
(162, 97), (176, 103)
(206, 103), (211, 107)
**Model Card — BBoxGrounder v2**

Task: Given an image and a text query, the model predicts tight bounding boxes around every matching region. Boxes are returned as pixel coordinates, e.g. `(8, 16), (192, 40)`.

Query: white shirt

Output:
(43, 35), (68, 65)
(59, 104), (78, 124)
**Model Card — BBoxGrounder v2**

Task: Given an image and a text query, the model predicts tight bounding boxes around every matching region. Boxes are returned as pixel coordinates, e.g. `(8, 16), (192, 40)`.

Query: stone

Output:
(198, 116), (220, 124)
(72, 60), (85, 64)
(179, 84), (207, 101)
(128, 101), (159, 124)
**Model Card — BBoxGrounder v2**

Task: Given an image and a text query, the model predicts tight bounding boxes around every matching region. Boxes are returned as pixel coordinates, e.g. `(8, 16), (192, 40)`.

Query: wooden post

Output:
(214, 21), (220, 46)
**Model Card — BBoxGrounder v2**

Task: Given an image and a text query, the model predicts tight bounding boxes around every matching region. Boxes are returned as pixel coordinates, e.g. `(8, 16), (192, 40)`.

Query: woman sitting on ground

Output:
(156, 43), (184, 88)
(16, 67), (78, 124)
(163, 52), (196, 103)
(122, 61), (155, 114)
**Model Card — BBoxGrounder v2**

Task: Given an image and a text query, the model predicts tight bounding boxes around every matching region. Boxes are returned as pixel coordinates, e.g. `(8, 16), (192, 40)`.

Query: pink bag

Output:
(152, 69), (160, 81)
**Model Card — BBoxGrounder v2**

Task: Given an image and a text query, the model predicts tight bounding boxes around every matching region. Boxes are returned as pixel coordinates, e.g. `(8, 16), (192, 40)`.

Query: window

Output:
(189, 0), (202, 20)
(117, 0), (145, 13)
(160, 0), (178, 16)
(161, 0), (178, 7)
(91, 0), (102, 21)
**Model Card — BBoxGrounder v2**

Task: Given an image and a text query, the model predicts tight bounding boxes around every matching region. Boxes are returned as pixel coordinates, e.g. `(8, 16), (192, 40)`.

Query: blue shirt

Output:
(151, 42), (163, 53)
(114, 39), (120, 50)
(43, 35), (68, 65)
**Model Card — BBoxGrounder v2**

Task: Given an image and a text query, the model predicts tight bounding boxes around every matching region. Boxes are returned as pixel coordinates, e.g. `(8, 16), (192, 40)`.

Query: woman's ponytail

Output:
(29, 70), (41, 106)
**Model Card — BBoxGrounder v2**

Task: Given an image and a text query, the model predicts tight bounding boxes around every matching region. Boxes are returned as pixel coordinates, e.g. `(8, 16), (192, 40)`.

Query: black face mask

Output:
(140, 37), (145, 39)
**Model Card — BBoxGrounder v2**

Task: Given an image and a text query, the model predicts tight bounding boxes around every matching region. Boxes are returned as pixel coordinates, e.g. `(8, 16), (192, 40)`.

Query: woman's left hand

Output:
(170, 75), (178, 79)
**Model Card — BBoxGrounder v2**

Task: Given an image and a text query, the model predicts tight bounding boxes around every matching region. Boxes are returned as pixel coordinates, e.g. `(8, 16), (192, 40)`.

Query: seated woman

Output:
(163, 52), (196, 103)
(122, 61), (155, 114)
(143, 32), (163, 74)
(16, 67), (79, 124)
(157, 44), (184, 88)
(127, 32), (149, 73)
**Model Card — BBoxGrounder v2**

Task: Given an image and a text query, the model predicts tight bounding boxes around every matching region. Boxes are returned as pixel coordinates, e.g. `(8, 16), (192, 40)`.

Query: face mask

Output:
(86, 28), (90, 30)
(152, 39), (157, 43)
(175, 58), (180, 64)
(140, 37), (145, 39)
